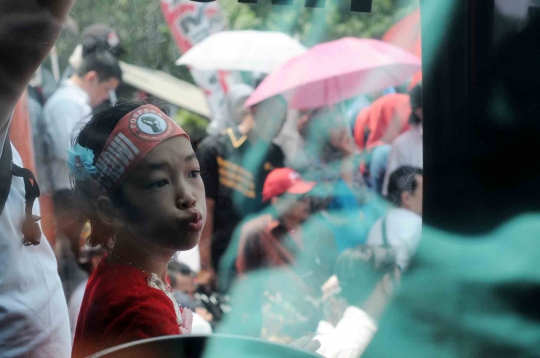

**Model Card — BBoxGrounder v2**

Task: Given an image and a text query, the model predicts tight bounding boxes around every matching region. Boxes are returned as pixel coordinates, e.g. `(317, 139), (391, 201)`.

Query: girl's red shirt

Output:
(72, 255), (186, 358)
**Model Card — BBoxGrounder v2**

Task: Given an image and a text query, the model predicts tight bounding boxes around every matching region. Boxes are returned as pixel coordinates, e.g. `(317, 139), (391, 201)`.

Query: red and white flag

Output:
(161, 0), (231, 133)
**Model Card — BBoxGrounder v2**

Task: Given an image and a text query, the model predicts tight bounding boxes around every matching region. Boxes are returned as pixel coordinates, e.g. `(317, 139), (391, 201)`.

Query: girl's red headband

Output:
(93, 104), (189, 193)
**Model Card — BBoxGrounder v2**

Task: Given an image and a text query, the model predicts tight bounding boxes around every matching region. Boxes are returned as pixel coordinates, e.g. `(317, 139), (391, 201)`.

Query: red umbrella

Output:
(383, 9), (422, 89)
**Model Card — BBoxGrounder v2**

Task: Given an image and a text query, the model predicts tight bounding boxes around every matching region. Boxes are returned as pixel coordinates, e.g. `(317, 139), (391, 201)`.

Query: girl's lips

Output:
(187, 219), (203, 232)
(186, 210), (203, 232)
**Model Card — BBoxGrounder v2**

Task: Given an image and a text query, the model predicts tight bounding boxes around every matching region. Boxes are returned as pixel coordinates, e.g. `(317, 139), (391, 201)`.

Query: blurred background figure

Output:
(168, 261), (198, 307)
(197, 93), (287, 291)
(236, 168), (316, 275)
(367, 166), (423, 271)
(382, 83), (423, 195)
(353, 93), (411, 194)
(167, 261), (214, 335)
(316, 246), (400, 358)
(294, 107), (383, 254)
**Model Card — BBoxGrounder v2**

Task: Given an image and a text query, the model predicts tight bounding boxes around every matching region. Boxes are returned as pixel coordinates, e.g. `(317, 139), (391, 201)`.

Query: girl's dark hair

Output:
(71, 99), (170, 249)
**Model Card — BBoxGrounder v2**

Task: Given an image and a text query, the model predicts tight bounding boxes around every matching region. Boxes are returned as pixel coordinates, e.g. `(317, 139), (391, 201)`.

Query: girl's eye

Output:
(188, 170), (201, 179)
(150, 179), (169, 189)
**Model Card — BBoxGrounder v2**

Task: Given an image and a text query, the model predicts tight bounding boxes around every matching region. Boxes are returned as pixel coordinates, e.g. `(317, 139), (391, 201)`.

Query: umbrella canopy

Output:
(245, 37), (421, 110)
(176, 30), (306, 74)
(383, 9), (422, 58)
(119, 61), (210, 117)
(383, 9), (422, 89)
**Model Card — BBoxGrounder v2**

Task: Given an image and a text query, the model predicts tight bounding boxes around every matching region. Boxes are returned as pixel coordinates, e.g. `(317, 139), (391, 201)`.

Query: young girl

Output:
(70, 100), (206, 357)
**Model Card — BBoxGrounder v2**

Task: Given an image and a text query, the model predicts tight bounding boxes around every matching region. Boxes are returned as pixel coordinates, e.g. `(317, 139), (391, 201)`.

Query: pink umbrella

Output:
(245, 37), (421, 109)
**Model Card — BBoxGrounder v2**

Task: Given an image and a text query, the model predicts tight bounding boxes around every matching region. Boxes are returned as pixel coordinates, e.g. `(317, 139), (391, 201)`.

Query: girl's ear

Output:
(96, 196), (125, 230)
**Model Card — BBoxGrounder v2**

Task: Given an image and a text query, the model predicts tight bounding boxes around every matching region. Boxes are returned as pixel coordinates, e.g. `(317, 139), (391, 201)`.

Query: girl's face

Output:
(118, 136), (206, 251)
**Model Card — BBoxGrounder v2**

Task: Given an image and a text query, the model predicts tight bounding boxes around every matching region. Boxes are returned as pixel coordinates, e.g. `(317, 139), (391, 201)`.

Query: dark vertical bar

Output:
(350, 0), (372, 13)
(271, 0), (294, 5)
(421, 0), (494, 234)
(305, 0), (325, 9)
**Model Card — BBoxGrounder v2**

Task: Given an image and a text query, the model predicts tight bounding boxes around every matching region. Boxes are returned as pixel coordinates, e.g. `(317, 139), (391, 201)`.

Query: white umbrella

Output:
(176, 30), (306, 74)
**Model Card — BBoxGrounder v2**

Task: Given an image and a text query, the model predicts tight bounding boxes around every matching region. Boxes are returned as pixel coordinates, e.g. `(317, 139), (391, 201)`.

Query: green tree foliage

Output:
(56, 0), (418, 78)
(56, 0), (192, 82)
(221, 0), (418, 47)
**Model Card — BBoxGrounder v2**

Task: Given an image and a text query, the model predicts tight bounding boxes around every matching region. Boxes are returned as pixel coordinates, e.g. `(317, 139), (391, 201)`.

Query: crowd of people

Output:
(0, 1), (424, 357)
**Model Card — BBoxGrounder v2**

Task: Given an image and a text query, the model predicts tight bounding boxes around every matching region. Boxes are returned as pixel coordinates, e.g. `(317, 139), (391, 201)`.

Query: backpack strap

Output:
(0, 139), (13, 216)
(0, 137), (42, 246)
(12, 164), (42, 246)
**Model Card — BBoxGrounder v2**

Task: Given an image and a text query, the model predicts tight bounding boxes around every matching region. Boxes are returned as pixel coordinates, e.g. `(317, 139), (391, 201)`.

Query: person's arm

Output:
(0, 0), (74, 138)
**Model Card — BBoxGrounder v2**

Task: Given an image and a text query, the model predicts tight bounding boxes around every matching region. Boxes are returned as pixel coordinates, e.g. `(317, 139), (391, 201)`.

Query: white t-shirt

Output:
(316, 306), (378, 358)
(382, 124), (423, 196)
(366, 207), (422, 270)
(0, 137), (71, 356)
(39, 80), (91, 193)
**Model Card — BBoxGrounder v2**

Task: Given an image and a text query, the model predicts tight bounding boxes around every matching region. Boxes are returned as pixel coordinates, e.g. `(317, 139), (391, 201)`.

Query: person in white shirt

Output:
(367, 166), (423, 271)
(40, 50), (122, 195)
(0, 1), (74, 356)
(382, 83), (423, 196)
(315, 246), (400, 358)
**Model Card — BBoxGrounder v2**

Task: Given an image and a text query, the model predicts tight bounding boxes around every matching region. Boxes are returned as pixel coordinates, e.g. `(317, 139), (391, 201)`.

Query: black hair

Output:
(409, 83), (423, 124)
(335, 246), (397, 306)
(387, 166), (423, 207)
(81, 24), (124, 58)
(76, 49), (122, 82)
(72, 99), (170, 249)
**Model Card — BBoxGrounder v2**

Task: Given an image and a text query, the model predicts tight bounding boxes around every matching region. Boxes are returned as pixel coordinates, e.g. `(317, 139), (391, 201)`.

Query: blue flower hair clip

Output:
(67, 144), (98, 181)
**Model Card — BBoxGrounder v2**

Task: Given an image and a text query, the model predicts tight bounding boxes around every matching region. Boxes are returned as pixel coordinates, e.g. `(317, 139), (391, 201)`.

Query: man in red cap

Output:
(235, 168), (316, 275)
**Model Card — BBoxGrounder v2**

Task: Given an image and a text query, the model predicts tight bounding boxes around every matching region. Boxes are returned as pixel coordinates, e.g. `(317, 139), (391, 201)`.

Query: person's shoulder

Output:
(85, 261), (165, 306)
(387, 208), (422, 237)
(203, 130), (228, 144)
(43, 87), (84, 113)
(366, 217), (384, 243)
(198, 132), (226, 151)
(269, 142), (285, 155)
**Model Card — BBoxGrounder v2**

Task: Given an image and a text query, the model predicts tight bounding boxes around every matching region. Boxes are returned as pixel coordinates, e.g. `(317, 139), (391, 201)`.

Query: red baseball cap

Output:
(262, 168), (316, 202)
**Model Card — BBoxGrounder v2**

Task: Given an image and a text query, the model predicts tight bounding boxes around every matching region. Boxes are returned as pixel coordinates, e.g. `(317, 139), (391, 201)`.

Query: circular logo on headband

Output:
(129, 110), (173, 142)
